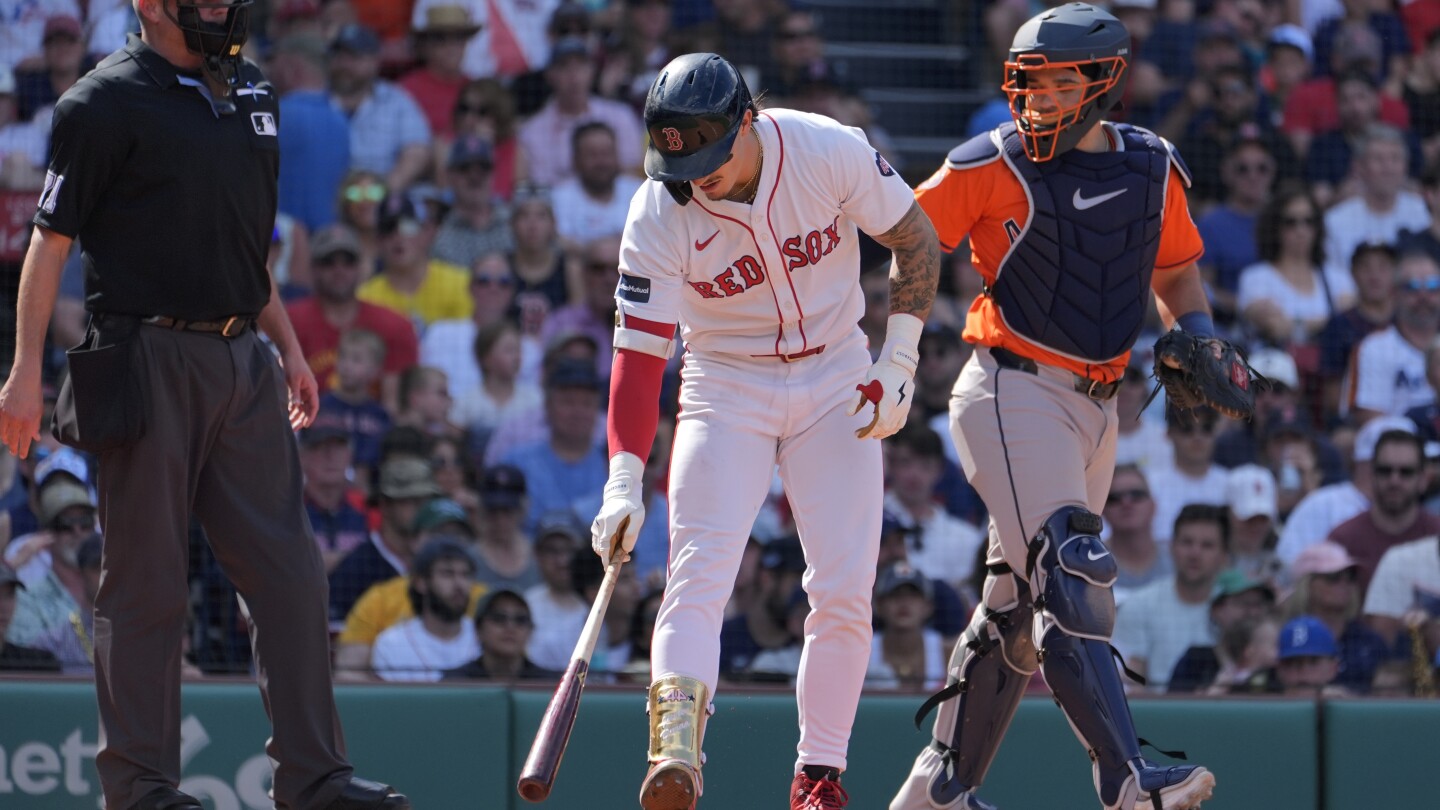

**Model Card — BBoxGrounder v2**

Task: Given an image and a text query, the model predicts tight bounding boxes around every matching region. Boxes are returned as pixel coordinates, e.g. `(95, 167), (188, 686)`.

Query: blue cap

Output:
(330, 24), (381, 55)
(1279, 615), (1338, 660)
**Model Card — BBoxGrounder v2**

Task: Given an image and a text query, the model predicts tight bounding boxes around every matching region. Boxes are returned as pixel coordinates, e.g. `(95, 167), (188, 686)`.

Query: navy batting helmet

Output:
(1003, 3), (1130, 162)
(643, 53), (753, 184)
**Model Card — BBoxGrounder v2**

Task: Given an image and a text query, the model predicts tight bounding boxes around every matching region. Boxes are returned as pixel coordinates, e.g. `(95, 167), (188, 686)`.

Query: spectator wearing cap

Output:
(399, 5), (484, 139)
(1261, 24), (1313, 126)
(482, 322), (608, 469)
(1214, 349), (1342, 483)
(1195, 138), (1275, 324)
(1364, 523), (1440, 662)
(1317, 242), (1399, 415)
(0, 470), (97, 648)
(1275, 615), (1348, 695)
(413, 0), (564, 82)
(0, 64), (47, 190)
(719, 535), (806, 679)
(865, 561), (945, 690)
(1168, 569), (1277, 693)
(269, 33), (352, 233)
(517, 35), (645, 188)
(357, 192), (473, 332)
(325, 23), (433, 192)
(1348, 250), (1440, 422)
(287, 225), (419, 407)
(300, 420), (368, 573)
(0, 0), (80, 75)
(1277, 415), (1415, 565)
(1171, 62), (1301, 208)
(1397, 164), (1440, 268)
(14, 14), (89, 122)
(431, 135), (515, 270)
(1282, 23), (1411, 159)
(1147, 405), (1229, 543)
(1305, 70), (1426, 207)
(1114, 504), (1231, 690)
(1327, 429), (1440, 592)
(0, 561), (60, 672)
(882, 423), (984, 591)
(1103, 465), (1174, 607)
(539, 234), (622, 380)
(438, 78), (525, 200)
(445, 589), (558, 680)
(1224, 464), (1283, 585)
(499, 357), (608, 533)
(24, 532), (101, 673)
(328, 457), (443, 628)
(1238, 186), (1350, 351)
(472, 464), (542, 592)
(1282, 541), (1390, 692)
(550, 121), (642, 246)
(507, 1), (599, 115)
(370, 537), (482, 681)
(874, 510), (969, 641)
(523, 509), (590, 670)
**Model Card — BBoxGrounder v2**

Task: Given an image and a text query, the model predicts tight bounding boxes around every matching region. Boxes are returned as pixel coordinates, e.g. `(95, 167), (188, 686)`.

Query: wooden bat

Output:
(516, 519), (629, 802)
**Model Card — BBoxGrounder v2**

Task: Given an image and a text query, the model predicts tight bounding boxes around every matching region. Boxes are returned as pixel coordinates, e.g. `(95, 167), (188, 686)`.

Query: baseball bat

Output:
(516, 519), (629, 802)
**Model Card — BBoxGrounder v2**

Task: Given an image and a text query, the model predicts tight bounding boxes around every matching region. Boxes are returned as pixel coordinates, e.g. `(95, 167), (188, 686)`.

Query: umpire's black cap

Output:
(643, 52), (753, 182)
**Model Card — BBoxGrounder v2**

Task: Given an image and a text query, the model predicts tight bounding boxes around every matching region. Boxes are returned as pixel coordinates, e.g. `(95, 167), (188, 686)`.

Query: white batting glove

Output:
(851, 313), (923, 440)
(591, 451), (645, 562)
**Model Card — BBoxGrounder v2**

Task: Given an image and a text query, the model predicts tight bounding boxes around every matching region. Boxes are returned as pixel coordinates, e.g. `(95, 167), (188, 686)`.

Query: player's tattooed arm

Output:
(871, 201), (941, 322)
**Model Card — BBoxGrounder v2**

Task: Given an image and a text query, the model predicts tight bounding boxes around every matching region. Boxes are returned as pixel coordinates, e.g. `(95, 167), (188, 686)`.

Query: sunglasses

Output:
(1106, 488), (1150, 505)
(1281, 215), (1316, 228)
(54, 516), (94, 533)
(1400, 278), (1440, 293)
(484, 612), (533, 628)
(1373, 464), (1420, 479)
(344, 184), (386, 203)
(471, 273), (515, 287)
(316, 254), (359, 268)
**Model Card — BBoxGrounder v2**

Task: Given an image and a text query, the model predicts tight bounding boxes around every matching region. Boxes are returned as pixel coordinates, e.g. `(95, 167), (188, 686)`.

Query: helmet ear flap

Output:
(664, 181), (694, 206)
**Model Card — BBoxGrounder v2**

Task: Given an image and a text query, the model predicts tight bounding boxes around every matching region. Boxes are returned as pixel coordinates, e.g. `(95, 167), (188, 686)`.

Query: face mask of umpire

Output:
(166, 0), (254, 115)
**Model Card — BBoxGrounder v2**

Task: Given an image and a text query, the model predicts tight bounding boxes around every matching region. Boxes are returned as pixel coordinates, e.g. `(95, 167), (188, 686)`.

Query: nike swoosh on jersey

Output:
(1072, 188), (1128, 210)
(695, 231), (720, 251)
(1087, 548), (1111, 561)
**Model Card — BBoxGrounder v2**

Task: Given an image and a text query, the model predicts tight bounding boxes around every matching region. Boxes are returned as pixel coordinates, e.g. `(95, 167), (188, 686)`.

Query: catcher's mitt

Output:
(1148, 330), (1264, 421)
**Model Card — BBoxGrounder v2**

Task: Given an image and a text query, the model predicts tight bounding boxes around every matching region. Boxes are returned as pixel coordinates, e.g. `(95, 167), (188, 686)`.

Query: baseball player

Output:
(888, 5), (1219, 810)
(588, 53), (941, 810)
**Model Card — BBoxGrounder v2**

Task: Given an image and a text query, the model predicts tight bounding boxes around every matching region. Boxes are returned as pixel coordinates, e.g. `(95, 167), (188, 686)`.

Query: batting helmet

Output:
(643, 53), (753, 185)
(1003, 2), (1130, 162)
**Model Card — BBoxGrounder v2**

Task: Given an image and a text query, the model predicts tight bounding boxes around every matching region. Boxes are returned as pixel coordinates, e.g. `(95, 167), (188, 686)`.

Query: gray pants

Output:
(91, 319), (350, 810)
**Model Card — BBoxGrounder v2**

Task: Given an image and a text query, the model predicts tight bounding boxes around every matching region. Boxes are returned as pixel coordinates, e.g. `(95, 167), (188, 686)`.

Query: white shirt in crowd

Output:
(1144, 462), (1229, 542)
(523, 585), (587, 671)
(552, 174), (644, 245)
(864, 629), (947, 691)
(1363, 536), (1440, 620)
(1115, 419), (1174, 473)
(1112, 577), (1215, 692)
(883, 493), (985, 591)
(1236, 261), (1342, 327)
(1274, 481), (1368, 568)
(370, 617), (480, 682)
(1349, 325), (1434, 417)
(1324, 192), (1430, 284)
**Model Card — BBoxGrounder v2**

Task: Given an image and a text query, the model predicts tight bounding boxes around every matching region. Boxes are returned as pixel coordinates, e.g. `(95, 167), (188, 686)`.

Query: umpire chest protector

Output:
(979, 122), (1187, 363)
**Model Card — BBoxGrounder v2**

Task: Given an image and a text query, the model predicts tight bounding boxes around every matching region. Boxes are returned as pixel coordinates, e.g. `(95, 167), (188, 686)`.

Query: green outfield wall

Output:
(0, 680), (1434, 809)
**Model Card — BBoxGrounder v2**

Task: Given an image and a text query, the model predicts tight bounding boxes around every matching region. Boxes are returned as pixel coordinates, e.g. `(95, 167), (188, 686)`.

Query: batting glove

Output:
(591, 451), (645, 562)
(851, 313), (923, 440)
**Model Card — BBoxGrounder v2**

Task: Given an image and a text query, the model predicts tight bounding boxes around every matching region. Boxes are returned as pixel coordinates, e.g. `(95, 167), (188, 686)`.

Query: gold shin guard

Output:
(639, 675), (710, 810)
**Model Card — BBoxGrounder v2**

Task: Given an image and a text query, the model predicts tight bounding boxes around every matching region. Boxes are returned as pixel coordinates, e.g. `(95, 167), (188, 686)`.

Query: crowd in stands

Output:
(3, 0), (1440, 697)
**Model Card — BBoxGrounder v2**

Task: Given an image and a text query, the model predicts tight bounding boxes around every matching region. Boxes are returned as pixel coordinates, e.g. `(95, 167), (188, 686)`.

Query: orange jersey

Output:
(916, 129), (1203, 382)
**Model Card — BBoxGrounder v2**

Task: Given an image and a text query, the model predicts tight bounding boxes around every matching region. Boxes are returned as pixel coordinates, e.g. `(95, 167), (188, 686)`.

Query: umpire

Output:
(0, 3), (409, 810)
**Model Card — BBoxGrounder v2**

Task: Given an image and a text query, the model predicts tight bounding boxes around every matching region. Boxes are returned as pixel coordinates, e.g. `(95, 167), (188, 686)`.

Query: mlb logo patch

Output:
(250, 112), (277, 136)
(875, 151), (895, 177)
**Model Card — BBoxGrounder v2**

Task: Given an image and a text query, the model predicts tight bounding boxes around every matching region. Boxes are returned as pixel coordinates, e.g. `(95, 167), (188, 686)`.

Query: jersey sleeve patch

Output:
(875, 151), (895, 176)
(616, 274), (651, 303)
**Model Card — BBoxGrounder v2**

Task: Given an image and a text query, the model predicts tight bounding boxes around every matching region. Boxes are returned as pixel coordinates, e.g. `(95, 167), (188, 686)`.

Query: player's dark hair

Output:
(1255, 183), (1326, 268)
(1172, 503), (1231, 552)
(572, 120), (617, 156)
(888, 421), (945, 461)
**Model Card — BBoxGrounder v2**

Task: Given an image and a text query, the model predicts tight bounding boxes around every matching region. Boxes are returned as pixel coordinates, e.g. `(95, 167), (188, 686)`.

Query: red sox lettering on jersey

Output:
(617, 109), (913, 357)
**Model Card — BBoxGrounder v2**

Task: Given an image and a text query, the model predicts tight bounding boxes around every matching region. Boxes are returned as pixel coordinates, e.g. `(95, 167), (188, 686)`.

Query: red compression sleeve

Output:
(607, 315), (675, 460)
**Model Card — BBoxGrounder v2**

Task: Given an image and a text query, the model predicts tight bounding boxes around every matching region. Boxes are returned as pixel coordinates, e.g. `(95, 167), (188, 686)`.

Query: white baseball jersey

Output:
(615, 109), (915, 356)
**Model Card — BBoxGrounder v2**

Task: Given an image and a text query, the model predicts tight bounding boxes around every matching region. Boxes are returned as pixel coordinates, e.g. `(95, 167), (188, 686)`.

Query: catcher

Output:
(889, 4), (1252, 809)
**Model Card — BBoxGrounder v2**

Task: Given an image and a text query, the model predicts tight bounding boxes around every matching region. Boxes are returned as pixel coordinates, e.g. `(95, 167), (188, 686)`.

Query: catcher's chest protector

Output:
(992, 123), (1170, 363)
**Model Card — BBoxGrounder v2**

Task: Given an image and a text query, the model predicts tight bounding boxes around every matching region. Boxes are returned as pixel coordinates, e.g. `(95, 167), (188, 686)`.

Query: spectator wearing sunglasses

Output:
(444, 589), (559, 680)
(399, 6), (484, 140)
(336, 169), (388, 275)
(1348, 252), (1440, 421)
(0, 468), (98, 650)
(1147, 405), (1230, 544)
(1195, 138), (1275, 324)
(432, 136), (515, 270)
(1281, 542), (1390, 692)
(436, 79), (524, 200)
(1327, 429), (1440, 593)
(1103, 465), (1173, 607)
(1237, 185), (1348, 351)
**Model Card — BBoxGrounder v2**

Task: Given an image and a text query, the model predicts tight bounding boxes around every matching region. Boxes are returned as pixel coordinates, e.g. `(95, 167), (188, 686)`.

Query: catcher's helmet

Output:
(1004, 2), (1130, 162)
(643, 53), (753, 183)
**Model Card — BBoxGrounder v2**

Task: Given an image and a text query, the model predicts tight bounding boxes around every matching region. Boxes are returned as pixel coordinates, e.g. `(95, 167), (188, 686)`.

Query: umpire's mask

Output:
(166, 0), (254, 113)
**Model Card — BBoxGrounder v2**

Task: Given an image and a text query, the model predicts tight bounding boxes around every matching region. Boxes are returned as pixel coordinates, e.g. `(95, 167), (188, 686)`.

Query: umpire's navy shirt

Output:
(32, 34), (276, 321)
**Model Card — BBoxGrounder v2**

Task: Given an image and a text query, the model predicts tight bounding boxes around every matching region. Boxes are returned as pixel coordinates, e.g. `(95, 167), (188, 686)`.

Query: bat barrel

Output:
(516, 659), (589, 802)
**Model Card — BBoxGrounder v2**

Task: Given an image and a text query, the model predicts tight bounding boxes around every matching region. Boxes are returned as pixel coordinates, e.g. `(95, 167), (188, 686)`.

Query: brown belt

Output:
(751, 344), (826, 363)
(989, 346), (1122, 401)
(142, 315), (254, 338)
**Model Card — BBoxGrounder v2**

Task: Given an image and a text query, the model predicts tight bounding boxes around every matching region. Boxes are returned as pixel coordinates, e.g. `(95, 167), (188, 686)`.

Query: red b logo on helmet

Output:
(662, 127), (684, 151)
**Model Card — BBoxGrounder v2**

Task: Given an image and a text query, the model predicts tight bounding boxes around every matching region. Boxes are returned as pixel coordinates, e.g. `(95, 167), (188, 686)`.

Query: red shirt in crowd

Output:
(285, 297), (420, 392)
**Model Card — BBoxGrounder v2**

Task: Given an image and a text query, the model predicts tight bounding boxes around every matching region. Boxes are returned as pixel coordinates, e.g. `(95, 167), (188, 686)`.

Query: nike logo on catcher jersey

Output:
(695, 231), (720, 251)
(1072, 188), (1128, 210)
(1087, 548), (1111, 561)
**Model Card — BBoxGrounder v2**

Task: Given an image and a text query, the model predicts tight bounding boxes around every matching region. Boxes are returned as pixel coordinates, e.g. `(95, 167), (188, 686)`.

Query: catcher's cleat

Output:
(640, 760), (700, 810)
(1128, 763), (1215, 810)
(791, 766), (850, 810)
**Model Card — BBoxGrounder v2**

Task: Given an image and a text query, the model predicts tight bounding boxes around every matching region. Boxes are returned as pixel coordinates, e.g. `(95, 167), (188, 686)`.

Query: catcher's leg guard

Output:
(1028, 508), (1214, 810)
(640, 676), (710, 810)
(889, 571), (1037, 810)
